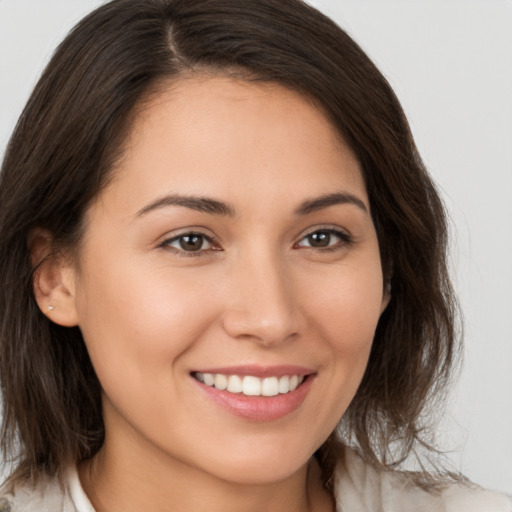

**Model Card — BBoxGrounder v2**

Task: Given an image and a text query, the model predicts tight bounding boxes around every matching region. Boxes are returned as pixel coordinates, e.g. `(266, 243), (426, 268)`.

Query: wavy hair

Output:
(0, 0), (459, 487)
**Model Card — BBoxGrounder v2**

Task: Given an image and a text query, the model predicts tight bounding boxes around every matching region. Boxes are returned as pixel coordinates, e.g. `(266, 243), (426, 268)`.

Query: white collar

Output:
(66, 466), (96, 512)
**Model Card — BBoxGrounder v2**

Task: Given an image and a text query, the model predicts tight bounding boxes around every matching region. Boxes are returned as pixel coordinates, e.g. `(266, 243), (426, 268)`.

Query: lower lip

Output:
(195, 376), (314, 422)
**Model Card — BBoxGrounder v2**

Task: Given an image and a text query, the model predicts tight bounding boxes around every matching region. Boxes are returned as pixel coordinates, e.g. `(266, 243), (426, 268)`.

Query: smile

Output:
(194, 372), (305, 397)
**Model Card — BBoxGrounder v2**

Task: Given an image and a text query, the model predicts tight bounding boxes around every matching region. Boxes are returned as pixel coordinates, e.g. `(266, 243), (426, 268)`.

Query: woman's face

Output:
(69, 77), (388, 485)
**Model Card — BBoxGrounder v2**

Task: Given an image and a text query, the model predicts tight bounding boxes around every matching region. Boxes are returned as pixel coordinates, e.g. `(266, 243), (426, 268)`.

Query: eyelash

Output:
(160, 227), (352, 258)
(294, 228), (353, 252)
(160, 231), (220, 258)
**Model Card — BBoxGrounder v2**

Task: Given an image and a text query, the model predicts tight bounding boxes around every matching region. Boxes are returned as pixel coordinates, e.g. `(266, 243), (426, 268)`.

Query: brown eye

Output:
(296, 229), (350, 250)
(179, 234), (205, 251)
(307, 231), (332, 247)
(164, 233), (213, 253)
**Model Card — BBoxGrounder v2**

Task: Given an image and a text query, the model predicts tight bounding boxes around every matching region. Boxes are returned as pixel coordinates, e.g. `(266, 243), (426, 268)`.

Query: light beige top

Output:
(1, 451), (510, 511)
(335, 449), (512, 512)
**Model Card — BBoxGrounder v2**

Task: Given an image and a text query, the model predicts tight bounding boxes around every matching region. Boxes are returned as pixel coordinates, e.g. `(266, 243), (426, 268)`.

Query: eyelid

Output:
(157, 225), (352, 257)
(294, 226), (353, 250)
(159, 228), (222, 257)
(158, 226), (219, 244)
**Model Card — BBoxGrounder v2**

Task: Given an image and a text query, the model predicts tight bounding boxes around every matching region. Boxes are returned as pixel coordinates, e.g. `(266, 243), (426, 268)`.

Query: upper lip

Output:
(191, 365), (315, 378)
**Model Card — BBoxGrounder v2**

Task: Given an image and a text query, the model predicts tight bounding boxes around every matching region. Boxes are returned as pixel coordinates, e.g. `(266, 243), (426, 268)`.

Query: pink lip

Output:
(192, 365), (314, 378)
(192, 368), (316, 422)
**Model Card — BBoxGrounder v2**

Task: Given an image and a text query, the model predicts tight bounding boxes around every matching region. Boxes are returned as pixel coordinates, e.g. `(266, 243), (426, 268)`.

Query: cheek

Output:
(304, 256), (385, 349)
(299, 252), (384, 414)
(74, 257), (220, 387)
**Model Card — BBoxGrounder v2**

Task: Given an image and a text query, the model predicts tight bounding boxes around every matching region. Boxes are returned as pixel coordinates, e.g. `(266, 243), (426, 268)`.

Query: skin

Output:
(38, 77), (388, 511)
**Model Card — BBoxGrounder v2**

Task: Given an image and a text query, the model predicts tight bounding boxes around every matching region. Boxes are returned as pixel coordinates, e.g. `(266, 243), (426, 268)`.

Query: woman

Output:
(0, 0), (509, 510)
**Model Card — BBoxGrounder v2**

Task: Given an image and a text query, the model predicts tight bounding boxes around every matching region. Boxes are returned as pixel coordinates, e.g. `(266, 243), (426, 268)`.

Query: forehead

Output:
(98, 76), (367, 214)
(126, 75), (345, 152)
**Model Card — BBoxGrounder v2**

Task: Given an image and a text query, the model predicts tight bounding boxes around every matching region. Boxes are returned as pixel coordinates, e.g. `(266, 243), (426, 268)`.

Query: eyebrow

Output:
(135, 190), (368, 218)
(294, 192), (368, 215)
(135, 194), (236, 218)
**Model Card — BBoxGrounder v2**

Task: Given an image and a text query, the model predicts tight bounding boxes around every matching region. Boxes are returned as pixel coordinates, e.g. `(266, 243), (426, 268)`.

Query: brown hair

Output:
(0, 0), (458, 487)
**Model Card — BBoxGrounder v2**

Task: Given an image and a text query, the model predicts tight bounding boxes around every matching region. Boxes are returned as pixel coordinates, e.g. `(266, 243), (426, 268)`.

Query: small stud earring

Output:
(48, 305), (55, 311)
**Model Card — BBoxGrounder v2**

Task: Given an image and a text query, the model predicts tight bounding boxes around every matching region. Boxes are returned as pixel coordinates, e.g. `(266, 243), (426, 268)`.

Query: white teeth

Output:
(278, 375), (290, 394)
(203, 373), (215, 386)
(227, 375), (243, 393)
(261, 377), (279, 396)
(195, 372), (306, 396)
(242, 376), (260, 396)
(214, 374), (227, 390)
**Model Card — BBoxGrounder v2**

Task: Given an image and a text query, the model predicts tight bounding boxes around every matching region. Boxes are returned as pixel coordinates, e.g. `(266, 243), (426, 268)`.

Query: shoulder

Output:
(0, 472), (77, 512)
(334, 448), (512, 512)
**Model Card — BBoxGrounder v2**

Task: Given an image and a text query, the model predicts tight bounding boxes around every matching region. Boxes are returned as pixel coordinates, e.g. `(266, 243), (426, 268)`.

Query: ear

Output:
(380, 278), (392, 314)
(28, 229), (79, 327)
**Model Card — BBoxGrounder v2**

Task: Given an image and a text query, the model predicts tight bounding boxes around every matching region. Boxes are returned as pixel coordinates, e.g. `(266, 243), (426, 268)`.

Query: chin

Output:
(210, 459), (308, 486)
(189, 437), (317, 486)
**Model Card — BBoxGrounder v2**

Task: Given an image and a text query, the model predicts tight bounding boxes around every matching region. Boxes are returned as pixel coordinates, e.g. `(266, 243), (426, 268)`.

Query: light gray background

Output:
(1, 0), (511, 494)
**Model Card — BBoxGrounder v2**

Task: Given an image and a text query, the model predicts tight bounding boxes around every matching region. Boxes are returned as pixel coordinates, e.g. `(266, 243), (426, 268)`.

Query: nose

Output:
(222, 251), (299, 346)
